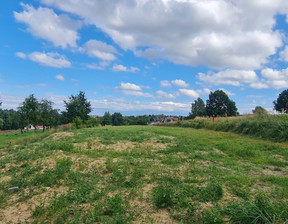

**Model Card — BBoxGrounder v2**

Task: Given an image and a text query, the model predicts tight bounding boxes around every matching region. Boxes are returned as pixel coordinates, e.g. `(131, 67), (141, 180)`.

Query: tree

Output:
(101, 112), (112, 126)
(206, 90), (238, 117)
(111, 112), (124, 126)
(63, 91), (92, 123)
(252, 106), (267, 115)
(18, 94), (39, 130)
(39, 99), (59, 131)
(274, 89), (288, 113)
(189, 97), (206, 119)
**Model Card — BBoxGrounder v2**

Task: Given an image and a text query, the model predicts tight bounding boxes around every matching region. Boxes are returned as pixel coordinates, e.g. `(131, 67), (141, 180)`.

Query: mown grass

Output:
(0, 125), (287, 223)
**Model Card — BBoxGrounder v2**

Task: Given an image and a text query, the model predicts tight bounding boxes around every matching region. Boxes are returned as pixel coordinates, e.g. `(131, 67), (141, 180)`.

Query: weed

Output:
(225, 194), (288, 223)
(152, 184), (174, 208)
(198, 179), (223, 202)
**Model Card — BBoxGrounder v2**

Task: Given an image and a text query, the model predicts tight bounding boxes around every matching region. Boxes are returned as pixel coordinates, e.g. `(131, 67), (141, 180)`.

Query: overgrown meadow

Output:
(0, 126), (288, 223)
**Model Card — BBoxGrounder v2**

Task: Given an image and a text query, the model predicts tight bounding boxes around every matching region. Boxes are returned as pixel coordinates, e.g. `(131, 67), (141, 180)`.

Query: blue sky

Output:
(1, 0), (288, 116)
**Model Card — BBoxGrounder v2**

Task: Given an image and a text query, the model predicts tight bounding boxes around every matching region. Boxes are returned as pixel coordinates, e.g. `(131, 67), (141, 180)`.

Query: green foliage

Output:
(43, 141), (74, 152)
(63, 91), (92, 123)
(18, 94), (39, 128)
(225, 194), (288, 223)
(111, 112), (124, 126)
(198, 179), (223, 202)
(73, 116), (83, 129)
(152, 184), (174, 208)
(190, 97), (206, 119)
(0, 109), (21, 130)
(102, 112), (112, 126)
(85, 117), (100, 128)
(206, 90), (238, 117)
(202, 207), (224, 224)
(253, 106), (267, 115)
(38, 99), (59, 129)
(274, 89), (288, 113)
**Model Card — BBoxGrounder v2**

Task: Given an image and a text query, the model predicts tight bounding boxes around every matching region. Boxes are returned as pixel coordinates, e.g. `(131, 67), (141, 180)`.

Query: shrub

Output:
(73, 116), (83, 129)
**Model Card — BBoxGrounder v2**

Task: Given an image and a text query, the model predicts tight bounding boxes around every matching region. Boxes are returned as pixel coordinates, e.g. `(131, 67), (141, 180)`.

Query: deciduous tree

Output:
(18, 94), (39, 130)
(63, 91), (92, 123)
(101, 112), (112, 126)
(189, 97), (206, 119)
(274, 89), (288, 113)
(206, 90), (237, 117)
(111, 112), (124, 126)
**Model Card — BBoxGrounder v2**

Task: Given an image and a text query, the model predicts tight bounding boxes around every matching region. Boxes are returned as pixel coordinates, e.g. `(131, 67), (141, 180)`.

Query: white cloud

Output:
(90, 98), (190, 113)
(28, 52), (71, 68)
(251, 68), (288, 89)
(198, 69), (259, 87)
(156, 90), (176, 99)
(121, 90), (153, 98)
(116, 82), (142, 91)
(56, 74), (65, 81)
(219, 88), (235, 96)
(160, 80), (172, 88)
(39, 0), (286, 69)
(115, 82), (153, 98)
(112, 64), (139, 72)
(171, 79), (190, 88)
(178, 89), (199, 99)
(250, 82), (269, 89)
(280, 46), (288, 62)
(15, 52), (27, 59)
(83, 40), (119, 61)
(14, 3), (82, 48)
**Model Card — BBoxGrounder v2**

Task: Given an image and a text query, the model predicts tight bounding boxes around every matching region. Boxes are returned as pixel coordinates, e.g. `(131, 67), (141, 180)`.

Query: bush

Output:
(72, 116), (83, 129)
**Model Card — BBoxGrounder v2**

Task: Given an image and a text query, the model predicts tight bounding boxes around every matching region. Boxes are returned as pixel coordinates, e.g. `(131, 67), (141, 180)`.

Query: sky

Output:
(1, 0), (288, 116)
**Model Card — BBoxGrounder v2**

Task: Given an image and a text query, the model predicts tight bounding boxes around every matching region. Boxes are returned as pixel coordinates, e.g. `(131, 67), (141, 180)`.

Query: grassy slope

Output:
(165, 114), (288, 142)
(0, 126), (287, 223)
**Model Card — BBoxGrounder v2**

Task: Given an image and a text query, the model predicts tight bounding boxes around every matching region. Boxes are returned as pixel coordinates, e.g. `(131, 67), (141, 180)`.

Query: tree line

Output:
(1, 89), (288, 130)
(188, 89), (288, 119)
(0, 91), (165, 131)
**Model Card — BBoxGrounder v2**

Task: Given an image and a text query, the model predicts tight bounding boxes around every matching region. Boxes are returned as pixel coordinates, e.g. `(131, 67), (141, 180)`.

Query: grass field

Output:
(0, 126), (288, 223)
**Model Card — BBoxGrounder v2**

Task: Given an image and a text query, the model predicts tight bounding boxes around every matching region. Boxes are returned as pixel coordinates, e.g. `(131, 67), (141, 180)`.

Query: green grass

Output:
(0, 125), (287, 223)
(163, 114), (288, 143)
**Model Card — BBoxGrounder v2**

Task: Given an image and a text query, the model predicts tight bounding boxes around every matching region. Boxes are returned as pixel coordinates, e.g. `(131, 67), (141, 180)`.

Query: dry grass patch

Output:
(48, 132), (74, 140)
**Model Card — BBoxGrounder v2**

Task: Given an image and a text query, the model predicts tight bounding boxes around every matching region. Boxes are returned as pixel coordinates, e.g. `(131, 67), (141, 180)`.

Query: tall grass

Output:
(164, 114), (288, 142)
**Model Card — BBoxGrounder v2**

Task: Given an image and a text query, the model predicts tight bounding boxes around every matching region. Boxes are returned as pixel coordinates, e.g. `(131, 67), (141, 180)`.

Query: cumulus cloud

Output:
(39, 0), (286, 69)
(116, 82), (142, 91)
(115, 82), (153, 98)
(171, 79), (189, 88)
(14, 3), (82, 48)
(83, 40), (119, 61)
(112, 64), (139, 72)
(160, 80), (172, 88)
(258, 68), (288, 89)
(56, 74), (65, 81)
(27, 52), (71, 68)
(156, 90), (176, 99)
(178, 89), (199, 99)
(198, 69), (259, 87)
